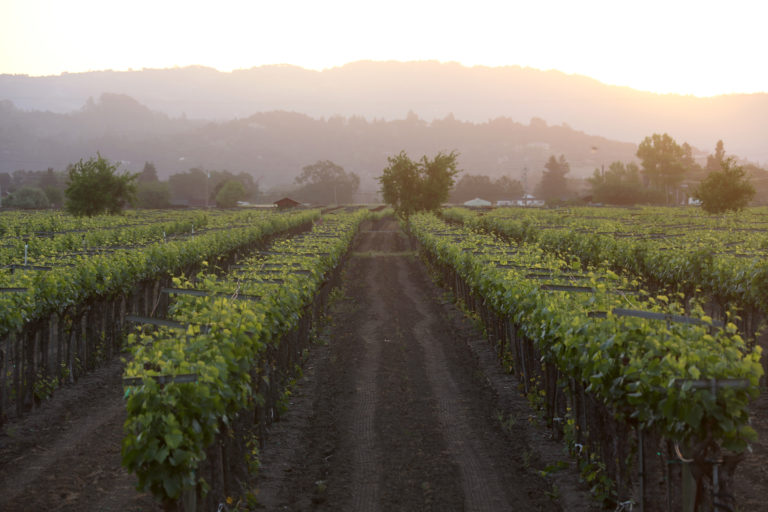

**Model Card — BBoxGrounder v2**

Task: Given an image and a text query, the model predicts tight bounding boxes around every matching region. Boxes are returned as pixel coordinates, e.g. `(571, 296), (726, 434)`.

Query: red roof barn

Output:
(273, 197), (302, 209)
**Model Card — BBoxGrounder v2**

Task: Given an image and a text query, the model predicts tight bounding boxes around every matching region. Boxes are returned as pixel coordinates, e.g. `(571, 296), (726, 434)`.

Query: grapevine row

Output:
(443, 207), (768, 365)
(0, 209), (319, 423)
(409, 211), (761, 508)
(121, 210), (369, 507)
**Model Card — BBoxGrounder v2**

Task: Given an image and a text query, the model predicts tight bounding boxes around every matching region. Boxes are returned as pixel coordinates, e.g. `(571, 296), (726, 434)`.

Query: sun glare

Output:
(0, 0), (765, 97)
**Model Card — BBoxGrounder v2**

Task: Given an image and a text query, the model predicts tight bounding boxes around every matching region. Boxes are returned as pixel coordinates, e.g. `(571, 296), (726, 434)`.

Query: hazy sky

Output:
(1, 0), (765, 96)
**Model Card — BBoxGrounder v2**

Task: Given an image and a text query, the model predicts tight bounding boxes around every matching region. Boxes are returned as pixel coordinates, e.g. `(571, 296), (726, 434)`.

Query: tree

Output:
(210, 171), (259, 203)
(168, 168), (208, 206)
(706, 140), (726, 172)
(680, 142), (702, 176)
(378, 152), (421, 217)
(636, 133), (687, 203)
(136, 181), (171, 209)
(536, 154), (570, 201)
(420, 151), (461, 211)
(215, 180), (246, 208)
(42, 186), (64, 208)
(450, 174), (492, 203)
(495, 176), (524, 200)
(588, 161), (650, 205)
(694, 157), (755, 213)
(38, 167), (62, 189)
(294, 160), (360, 204)
(378, 150), (459, 218)
(138, 162), (159, 182)
(168, 168), (259, 207)
(8, 169), (40, 192)
(0, 173), (10, 202)
(65, 154), (137, 216)
(3, 186), (50, 209)
(450, 174), (523, 203)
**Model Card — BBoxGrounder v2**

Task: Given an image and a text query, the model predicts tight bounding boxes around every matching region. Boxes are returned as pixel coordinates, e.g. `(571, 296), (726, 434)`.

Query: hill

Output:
(1, 61), (766, 164)
(0, 94), (638, 195)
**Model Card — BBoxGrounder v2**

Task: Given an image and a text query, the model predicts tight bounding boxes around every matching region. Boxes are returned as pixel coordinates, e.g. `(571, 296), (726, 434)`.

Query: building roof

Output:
(273, 197), (301, 208)
(463, 197), (492, 207)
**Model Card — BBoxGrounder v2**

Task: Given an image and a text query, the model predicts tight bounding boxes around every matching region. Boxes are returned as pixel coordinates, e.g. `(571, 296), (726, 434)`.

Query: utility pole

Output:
(522, 167), (528, 195)
(205, 171), (210, 208)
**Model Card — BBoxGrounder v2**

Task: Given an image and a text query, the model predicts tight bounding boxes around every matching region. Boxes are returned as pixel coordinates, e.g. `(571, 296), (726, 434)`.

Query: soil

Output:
(734, 391), (768, 512)
(251, 218), (595, 512)
(0, 359), (161, 511)
(1, 216), (766, 511)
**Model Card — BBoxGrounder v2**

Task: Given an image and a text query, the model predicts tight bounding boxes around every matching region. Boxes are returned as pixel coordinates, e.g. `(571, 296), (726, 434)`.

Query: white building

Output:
(463, 197), (492, 207)
(515, 194), (545, 207)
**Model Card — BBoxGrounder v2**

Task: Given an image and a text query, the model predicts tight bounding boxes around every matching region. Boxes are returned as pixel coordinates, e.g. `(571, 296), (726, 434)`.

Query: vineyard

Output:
(0, 208), (320, 424)
(441, 206), (768, 357)
(0, 206), (766, 511)
(411, 208), (766, 511)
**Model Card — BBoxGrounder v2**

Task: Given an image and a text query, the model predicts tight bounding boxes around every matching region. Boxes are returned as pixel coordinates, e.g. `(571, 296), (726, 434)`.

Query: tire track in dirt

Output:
(0, 360), (159, 512)
(348, 254), (384, 512)
(0, 401), (121, 508)
(251, 223), (397, 510)
(372, 256), (464, 510)
(394, 256), (514, 511)
(735, 391), (768, 512)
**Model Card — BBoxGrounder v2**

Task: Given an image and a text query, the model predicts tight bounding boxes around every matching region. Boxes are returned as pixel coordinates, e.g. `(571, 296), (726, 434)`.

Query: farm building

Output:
(273, 197), (302, 209)
(463, 197), (492, 207)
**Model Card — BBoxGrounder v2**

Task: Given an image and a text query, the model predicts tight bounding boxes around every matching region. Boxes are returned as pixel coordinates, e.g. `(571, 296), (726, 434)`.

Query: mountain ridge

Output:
(1, 61), (766, 164)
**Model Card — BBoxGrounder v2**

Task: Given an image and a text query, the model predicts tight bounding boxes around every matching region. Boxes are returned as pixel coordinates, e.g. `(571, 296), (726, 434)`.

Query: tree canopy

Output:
(136, 181), (171, 209)
(168, 168), (208, 206)
(694, 157), (755, 213)
(587, 161), (660, 205)
(293, 160), (360, 204)
(38, 168), (65, 208)
(215, 180), (247, 208)
(636, 133), (688, 203)
(65, 154), (137, 216)
(378, 150), (459, 218)
(3, 186), (50, 209)
(138, 161), (159, 182)
(449, 174), (523, 203)
(0, 168), (66, 207)
(536, 154), (570, 201)
(706, 140), (727, 173)
(168, 168), (259, 207)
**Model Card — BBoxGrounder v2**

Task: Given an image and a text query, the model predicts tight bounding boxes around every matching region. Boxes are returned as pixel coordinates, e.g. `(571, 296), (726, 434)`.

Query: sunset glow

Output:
(1, 0), (766, 97)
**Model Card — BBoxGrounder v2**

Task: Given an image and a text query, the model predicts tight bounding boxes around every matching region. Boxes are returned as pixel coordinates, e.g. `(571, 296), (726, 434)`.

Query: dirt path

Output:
(0, 359), (161, 511)
(734, 391), (768, 512)
(252, 218), (587, 511)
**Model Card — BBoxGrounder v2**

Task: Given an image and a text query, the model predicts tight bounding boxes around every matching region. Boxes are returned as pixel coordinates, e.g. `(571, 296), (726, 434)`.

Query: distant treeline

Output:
(0, 94), (637, 192)
(3, 93), (767, 209)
